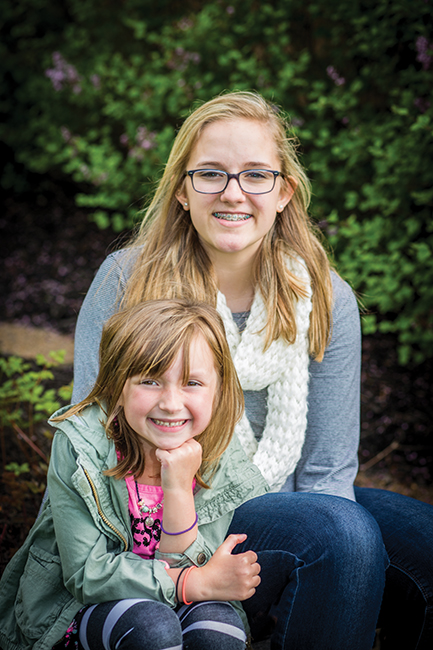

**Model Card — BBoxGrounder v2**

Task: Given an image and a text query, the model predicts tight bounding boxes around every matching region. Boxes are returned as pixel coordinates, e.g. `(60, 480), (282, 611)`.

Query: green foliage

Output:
(0, 352), (72, 430)
(0, 353), (73, 565)
(5, 462), (30, 477)
(1, 0), (432, 361)
(0, 350), (72, 481)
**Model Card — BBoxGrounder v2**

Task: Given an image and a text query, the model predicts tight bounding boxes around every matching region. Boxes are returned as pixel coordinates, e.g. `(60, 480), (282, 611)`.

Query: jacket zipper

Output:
(83, 467), (128, 551)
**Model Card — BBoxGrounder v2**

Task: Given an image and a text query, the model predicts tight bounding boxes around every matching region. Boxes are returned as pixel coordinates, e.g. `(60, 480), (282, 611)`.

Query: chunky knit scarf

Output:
(216, 256), (312, 491)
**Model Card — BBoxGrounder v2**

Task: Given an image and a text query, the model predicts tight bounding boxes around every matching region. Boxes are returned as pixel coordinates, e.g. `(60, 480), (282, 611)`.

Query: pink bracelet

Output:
(161, 513), (198, 536)
(176, 567), (188, 603)
(181, 566), (196, 605)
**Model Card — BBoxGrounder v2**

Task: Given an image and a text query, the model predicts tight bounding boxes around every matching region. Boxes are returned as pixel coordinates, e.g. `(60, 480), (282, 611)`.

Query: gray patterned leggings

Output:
(76, 598), (246, 650)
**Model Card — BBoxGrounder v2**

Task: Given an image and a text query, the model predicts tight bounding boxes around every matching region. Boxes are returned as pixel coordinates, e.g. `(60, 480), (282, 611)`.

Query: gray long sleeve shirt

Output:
(72, 250), (361, 501)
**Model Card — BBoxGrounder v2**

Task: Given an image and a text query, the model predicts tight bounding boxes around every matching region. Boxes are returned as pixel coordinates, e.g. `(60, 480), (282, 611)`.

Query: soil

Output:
(1, 183), (433, 575)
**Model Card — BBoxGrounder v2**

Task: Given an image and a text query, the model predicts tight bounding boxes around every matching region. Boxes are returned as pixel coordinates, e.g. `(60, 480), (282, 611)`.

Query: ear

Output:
(277, 175), (298, 213)
(175, 187), (190, 211)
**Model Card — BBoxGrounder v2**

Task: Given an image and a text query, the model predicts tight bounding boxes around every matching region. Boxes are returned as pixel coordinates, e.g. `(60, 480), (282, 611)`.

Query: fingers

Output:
(231, 555), (261, 601)
(155, 448), (169, 464)
(220, 533), (248, 554)
(157, 439), (202, 492)
(201, 539), (261, 602)
(157, 438), (202, 463)
(156, 440), (202, 470)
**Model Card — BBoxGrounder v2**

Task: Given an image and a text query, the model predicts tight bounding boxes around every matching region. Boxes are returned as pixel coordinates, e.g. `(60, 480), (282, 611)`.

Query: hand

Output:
(187, 534), (261, 602)
(156, 438), (202, 492)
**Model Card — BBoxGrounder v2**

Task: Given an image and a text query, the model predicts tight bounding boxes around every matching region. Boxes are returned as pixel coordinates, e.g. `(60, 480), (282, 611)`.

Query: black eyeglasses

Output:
(186, 169), (282, 195)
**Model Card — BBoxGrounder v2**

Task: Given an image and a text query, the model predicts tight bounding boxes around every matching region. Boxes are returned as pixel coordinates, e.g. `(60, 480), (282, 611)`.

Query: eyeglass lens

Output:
(191, 170), (277, 194)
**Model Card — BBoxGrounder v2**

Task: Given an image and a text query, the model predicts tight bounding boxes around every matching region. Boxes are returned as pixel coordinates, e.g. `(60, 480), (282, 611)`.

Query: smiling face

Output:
(176, 118), (295, 267)
(119, 333), (219, 453)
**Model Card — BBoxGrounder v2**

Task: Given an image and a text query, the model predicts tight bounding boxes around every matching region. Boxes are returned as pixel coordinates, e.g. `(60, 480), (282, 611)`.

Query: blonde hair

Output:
(53, 299), (244, 487)
(123, 91), (333, 360)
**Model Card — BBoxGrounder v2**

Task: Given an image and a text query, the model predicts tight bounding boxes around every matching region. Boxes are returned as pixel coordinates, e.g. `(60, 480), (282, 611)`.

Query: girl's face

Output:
(119, 334), (219, 452)
(176, 118), (294, 266)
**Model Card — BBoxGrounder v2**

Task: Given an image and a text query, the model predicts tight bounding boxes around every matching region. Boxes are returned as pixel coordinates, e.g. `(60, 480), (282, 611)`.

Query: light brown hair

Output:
(121, 91), (333, 360)
(53, 299), (244, 487)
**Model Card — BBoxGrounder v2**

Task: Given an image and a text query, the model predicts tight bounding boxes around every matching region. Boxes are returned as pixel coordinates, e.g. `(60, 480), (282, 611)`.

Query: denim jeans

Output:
(228, 492), (388, 649)
(355, 486), (433, 650)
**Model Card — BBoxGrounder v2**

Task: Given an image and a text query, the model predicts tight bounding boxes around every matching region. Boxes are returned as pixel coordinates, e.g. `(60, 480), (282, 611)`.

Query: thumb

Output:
(220, 533), (247, 555)
(155, 449), (170, 464)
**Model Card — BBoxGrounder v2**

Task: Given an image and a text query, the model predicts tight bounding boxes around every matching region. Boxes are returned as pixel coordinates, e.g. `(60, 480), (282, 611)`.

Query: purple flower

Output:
(167, 49), (201, 71)
(226, 5), (235, 14)
(45, 69), (64, 91)
(60, 126), (72, 142)
(178, 18), (193, 31)
(90, 74), (101, 89)
(127, 125), (157, 158)
(414, 97), (431, 113)
(416, 36), (433, 70)
(45, 52), (82, 92)
(326, 65), (345, 86)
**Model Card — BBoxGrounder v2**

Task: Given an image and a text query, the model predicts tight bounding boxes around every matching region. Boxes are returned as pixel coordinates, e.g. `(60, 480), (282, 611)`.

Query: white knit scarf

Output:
(216, 256), (312, 491)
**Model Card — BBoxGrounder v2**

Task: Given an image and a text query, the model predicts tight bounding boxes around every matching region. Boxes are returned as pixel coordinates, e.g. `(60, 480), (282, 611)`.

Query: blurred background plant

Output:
(1, 0), (432, 363)
(0, 352), (72, 570)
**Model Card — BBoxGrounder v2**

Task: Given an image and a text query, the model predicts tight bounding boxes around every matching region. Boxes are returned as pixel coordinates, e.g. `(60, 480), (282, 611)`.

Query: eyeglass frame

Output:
(185, 169), (283, 195)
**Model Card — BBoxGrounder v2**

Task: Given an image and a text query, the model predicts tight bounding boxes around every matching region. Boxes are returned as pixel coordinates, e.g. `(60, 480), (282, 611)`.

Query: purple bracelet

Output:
(161, 513), (198, 536)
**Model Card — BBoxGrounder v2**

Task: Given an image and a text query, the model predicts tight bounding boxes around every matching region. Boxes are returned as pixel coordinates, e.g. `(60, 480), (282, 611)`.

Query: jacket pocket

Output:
(15, 544), (73, 639)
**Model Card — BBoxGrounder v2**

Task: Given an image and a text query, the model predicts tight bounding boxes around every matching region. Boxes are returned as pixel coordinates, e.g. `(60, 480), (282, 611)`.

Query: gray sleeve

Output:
(280, 273), (361, 500)
(72, 251), (129, 403)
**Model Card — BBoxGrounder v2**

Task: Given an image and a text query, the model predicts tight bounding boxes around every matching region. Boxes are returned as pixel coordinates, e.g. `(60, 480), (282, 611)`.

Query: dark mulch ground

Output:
(0, 183), (127, 335)
(1, 183), (433, 574)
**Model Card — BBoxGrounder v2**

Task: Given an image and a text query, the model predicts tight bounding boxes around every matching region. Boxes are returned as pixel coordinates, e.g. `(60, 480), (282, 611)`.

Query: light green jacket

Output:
(0, 404), (269, 650)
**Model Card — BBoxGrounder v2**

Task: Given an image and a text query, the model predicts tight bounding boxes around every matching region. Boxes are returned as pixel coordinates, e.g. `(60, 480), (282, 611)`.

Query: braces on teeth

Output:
(214, 213), (251, 221)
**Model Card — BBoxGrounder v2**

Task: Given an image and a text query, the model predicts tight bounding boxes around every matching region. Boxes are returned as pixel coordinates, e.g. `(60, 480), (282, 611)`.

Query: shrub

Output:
(1, 0), (432, 361)
(0, 352), (72, 568)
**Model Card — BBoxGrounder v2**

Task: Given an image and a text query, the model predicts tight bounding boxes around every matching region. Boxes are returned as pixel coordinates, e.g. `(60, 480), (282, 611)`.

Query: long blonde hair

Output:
(122, 91), (333, 360)
(52, 299), (244, 487)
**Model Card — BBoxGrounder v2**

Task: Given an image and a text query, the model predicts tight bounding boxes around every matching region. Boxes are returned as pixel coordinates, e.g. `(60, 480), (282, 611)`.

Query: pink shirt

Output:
(124, 474), (164, 559)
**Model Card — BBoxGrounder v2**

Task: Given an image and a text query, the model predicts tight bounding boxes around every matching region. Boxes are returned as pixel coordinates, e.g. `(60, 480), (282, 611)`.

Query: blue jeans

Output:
(229, 488), (433, 649)
(355, 486), (433, 650)
(228, 492), (388, 649)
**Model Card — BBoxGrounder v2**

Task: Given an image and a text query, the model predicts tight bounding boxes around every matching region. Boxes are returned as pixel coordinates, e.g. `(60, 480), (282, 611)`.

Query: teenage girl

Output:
(68, 91), (433, 649)
(0, 299), (269, 650)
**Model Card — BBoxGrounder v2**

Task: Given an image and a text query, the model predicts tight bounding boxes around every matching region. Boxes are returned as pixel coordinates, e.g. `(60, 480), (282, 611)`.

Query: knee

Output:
(301, 495), (387, 565)
(117, 601), (181, 649)
(181, 601), (246, 650)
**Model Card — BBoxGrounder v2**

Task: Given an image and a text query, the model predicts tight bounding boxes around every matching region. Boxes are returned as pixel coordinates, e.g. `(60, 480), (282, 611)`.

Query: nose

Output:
(220, 177), (246, 203)
(158, 386), (183, 413)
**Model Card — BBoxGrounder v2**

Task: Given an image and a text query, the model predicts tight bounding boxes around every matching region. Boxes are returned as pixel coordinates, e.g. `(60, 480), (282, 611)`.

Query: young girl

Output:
(0, 299), (269, 650)
(68, 90), (433, 649)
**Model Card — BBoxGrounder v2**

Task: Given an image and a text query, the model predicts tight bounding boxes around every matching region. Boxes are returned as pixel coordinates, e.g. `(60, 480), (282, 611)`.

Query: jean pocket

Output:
(15, 544), (72, 639)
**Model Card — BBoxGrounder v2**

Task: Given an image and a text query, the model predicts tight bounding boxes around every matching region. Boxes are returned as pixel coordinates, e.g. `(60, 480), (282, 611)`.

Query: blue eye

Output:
(243, 171), (268, 180)
(196, 170), (225, 179)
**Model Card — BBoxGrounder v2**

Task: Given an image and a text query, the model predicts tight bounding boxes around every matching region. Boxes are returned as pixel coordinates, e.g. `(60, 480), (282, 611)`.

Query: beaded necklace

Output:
(134, 480), (163, 527)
